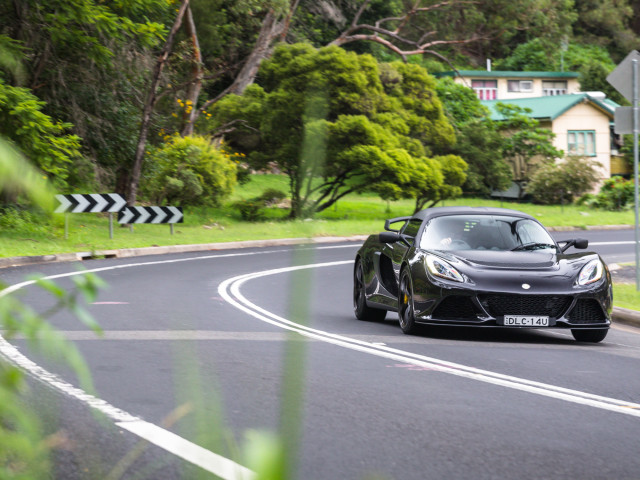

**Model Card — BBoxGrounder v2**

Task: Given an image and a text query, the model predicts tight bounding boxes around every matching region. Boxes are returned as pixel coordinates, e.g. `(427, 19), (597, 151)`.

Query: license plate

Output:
(503, 315), (549, 326)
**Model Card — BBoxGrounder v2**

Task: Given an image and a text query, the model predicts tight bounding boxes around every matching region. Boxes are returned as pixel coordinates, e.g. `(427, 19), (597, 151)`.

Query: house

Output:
(480, 93), (625, 196)
(434, 68), (628, 195)
(434, 70), (580, 100)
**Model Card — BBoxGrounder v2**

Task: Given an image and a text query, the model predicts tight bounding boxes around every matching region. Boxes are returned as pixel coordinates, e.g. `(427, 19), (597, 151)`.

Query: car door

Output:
(390, 218), (422, 283)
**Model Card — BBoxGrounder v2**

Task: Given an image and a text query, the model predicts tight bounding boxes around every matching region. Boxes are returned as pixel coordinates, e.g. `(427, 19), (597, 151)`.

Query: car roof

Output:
(412, 206), (537, 222)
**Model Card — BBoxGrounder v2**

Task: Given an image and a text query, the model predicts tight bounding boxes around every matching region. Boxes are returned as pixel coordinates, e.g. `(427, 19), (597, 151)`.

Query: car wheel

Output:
(571, 329), (608, 343)
(353, 259), (387, 321)
(398, 267), (419, 334)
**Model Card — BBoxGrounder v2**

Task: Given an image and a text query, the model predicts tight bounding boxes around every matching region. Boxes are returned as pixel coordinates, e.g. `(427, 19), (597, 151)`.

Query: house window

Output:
(567, 130), (596, 156)
(471, 79), (497, 100)
(508, 80), (533, 92)
(543, 81), (567, 96)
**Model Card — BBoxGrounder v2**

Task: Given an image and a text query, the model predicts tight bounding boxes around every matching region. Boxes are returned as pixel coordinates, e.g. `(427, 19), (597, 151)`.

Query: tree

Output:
(127, 0), (191, 206)
(494, 103), (563, 197)
(213, 43), (463, 218)
(435, 77), (511, 195)
(0, 0), (168, 194)
(0, 79), (82, 196)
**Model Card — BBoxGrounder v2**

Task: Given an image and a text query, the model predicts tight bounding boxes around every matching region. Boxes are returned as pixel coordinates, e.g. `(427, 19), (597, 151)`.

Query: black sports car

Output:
(353, 206), (612, 342)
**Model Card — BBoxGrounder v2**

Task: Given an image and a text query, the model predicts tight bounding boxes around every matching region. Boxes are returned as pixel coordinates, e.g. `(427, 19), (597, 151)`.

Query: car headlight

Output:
(426, 254), (464, 283)
(578, 259), (604, 285)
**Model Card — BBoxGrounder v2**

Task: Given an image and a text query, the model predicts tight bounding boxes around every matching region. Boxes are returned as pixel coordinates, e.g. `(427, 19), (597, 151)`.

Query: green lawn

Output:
(2, 173), (639, 309)
(613, 283), (640, 311)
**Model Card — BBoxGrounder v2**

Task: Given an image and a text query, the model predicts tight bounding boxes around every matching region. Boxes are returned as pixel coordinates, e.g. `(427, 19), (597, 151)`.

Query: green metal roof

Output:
(435, 70), (579, 79)
(480, 94), (617, 121)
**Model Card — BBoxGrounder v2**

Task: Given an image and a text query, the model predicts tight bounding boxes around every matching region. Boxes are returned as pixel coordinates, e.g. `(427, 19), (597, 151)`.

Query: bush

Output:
(234, 199), (265, 221)
(258, 188), (287, 205)
(594, 177), (634, 211)
(234, 188), (288, 221)
(0, 207), (50, 235)
(142, 135), (237, 206)
(527, 157), (599, 205)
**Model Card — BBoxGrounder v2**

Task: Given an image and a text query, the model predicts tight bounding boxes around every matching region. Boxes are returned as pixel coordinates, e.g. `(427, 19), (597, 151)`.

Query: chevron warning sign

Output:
(117, 206), (183, 224)
(55, 193), (126, 213)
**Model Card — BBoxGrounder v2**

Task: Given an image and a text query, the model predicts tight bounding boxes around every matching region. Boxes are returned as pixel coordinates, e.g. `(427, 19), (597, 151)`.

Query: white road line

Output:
(0, 244), (358, 478)
(116, 421), (254, 480)
(218, 261), (640, 418)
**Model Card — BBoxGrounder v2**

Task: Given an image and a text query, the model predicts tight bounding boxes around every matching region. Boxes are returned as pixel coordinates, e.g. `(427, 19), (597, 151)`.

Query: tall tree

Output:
(212, 44), (464, 217)
(0, 0), (167, 192)
(127, 0), (190, 206)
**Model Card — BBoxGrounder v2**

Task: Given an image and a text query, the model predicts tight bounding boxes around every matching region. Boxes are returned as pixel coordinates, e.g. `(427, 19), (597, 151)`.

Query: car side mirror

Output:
(574, 238), (588, 249)
(559, 238), (589, 252)
(379, 231), (401, 244)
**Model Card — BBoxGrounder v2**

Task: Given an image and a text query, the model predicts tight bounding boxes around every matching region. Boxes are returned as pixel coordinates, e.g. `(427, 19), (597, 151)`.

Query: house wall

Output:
(451, 76), (581, 100)
(550, 102), (611, 179)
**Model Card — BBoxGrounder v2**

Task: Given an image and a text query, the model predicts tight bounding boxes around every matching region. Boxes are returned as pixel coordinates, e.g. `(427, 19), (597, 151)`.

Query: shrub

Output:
(234, 188), (288, 221)
(258, 188), (287, 205)
(0, 207), (50, 235)
(142, 135), (237, 206)
(594, 177), (634, 211)
(234, 199), (265, 221)
(527, 156), (599, 205)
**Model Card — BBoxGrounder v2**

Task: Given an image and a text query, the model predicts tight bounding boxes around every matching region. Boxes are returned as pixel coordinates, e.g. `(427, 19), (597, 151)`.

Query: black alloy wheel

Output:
(398, 267), (419, 334)
(571, 328), (608, 343)
(354, 259), (387, 321)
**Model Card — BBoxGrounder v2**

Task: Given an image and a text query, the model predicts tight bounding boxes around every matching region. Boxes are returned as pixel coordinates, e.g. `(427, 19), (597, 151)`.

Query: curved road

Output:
(1, 229), (640, 479)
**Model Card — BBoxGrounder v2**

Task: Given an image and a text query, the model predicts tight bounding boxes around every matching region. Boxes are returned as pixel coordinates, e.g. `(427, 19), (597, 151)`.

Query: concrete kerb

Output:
(0, 236), (369, 269)
(0, 234), (638, 330)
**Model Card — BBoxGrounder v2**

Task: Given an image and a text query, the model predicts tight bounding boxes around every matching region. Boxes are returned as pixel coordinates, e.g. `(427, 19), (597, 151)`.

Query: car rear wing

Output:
(384, 216), (411, 232)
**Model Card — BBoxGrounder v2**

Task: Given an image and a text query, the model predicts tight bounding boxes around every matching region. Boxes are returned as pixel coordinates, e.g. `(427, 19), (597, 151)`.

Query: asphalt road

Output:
(1, 230), (640, 479)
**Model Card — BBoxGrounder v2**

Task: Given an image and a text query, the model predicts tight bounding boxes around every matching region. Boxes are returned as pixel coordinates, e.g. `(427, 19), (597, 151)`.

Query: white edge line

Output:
(116, 421), (254, 480)
(1, 248), (348, 479)
(0, 245), (359, 477)
(218, 261), (640, 418)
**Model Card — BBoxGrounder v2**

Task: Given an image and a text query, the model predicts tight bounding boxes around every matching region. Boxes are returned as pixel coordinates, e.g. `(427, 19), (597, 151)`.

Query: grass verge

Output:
(1, 174), (639, 310)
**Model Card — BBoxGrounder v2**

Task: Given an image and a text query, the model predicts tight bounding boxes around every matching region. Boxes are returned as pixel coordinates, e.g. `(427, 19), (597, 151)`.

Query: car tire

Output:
(571, 328), (608, 343)
(398, 267), (419, 335)
(354, 259), (387, 321)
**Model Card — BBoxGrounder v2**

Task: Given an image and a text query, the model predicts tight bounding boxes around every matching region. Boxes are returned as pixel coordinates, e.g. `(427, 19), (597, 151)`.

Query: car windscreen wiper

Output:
(510, 242), (556, 252)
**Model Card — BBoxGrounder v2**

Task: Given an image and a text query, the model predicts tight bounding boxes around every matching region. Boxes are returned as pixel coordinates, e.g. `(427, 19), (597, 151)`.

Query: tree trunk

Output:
(126, 0), (190, 206)
(189, 0), (300, 127)
(180, 6), (202, 137)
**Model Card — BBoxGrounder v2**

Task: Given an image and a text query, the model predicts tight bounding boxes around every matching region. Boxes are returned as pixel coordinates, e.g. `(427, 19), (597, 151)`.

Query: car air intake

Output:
(566, 299), (606, 324)
(432, 296), (479, 320)
(478, 294), (572, 318)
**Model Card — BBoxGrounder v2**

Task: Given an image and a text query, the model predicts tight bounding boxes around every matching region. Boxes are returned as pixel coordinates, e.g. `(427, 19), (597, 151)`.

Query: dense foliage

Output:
(142, 135), (237, 206)
(212, 44), (466, 217)
(527, 156), (600, 204)
(2, 0), (640, 213)
(583, 177), (636, 211)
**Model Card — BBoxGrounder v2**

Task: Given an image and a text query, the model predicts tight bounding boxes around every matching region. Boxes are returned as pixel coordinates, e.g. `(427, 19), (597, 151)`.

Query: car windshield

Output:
(419, 214), (557, 252)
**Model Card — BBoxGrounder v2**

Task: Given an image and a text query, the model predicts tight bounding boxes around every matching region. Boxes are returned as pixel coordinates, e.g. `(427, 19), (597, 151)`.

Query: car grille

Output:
(470, 259), (555, 269)
(478, 294), (572, 318)
(566, 299), (606, 324)
(432, 296), (478, 320)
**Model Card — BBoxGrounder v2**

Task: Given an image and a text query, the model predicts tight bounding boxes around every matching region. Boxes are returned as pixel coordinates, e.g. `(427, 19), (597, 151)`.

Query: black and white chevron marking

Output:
(118, 206), (183, 224)
(55, 194), (126, 213)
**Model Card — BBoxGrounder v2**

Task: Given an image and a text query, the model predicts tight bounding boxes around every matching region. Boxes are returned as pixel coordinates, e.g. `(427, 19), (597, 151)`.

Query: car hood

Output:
(426, 249), (604, 293)
(450, 250), (557, 269)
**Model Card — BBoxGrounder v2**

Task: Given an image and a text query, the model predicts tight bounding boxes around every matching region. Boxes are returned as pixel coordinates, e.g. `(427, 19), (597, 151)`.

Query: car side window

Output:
(401, 219), (422, 239)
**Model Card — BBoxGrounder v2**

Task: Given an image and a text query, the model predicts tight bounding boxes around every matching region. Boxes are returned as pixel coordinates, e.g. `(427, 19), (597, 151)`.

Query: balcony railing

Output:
(543, 88), (567, 96)
(474, 88), (497, 100)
